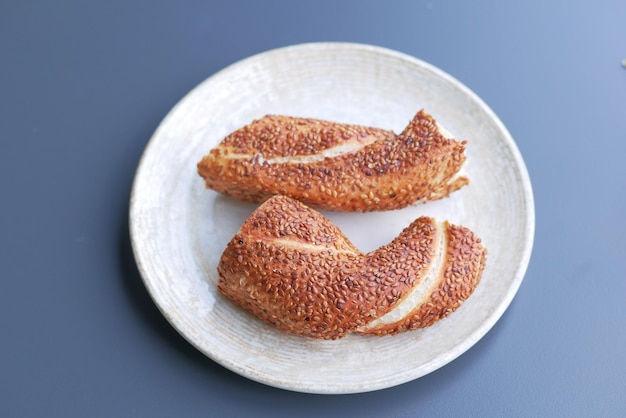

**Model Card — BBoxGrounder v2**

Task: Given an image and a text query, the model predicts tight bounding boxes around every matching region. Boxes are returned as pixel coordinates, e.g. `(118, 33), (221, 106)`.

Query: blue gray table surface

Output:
(1, 1), (625, 416)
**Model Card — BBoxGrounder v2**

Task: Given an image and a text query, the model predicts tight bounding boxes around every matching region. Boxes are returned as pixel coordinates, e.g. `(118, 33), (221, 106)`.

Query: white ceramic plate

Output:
(130, 43), (534, 394)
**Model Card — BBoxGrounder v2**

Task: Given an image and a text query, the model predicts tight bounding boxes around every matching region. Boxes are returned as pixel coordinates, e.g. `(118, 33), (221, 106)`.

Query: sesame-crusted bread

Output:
(198, 110), (468, 212)
(217, 195), (487, 339)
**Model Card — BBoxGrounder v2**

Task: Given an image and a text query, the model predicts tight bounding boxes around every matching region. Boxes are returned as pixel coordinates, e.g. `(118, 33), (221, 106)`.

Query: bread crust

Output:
(217, 195), (486, 339)
(198, 110), (468, 212)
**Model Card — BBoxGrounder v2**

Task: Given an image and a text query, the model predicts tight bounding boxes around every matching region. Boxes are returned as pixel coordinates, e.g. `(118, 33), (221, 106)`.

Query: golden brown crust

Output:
(217, 195), (486, 339)
(355, 224), (487, 336)
(198, 110), (468, 212)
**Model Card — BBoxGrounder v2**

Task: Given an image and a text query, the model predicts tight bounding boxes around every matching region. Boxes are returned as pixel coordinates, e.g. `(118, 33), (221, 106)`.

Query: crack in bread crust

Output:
(356, 221), (446, 332)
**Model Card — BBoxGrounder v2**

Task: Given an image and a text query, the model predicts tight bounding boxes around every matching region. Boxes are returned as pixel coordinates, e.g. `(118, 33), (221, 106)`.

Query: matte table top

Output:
(2, 1), (625, 416)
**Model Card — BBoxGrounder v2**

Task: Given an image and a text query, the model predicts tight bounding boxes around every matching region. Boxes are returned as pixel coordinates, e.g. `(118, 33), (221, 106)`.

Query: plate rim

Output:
(129, 41), (535, 394)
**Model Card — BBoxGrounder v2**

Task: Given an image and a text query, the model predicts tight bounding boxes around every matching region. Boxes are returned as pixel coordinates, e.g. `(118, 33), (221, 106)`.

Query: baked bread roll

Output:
(198, 110), (468, 212)
(217, 195), (487, 339)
